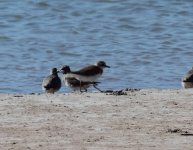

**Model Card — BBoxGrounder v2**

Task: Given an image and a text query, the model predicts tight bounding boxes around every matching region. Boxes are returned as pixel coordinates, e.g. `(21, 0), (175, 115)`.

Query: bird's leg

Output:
(93, 84), (103, 92)
(79, 82), (87, 93)
(83, 87), (87, 92)
(79, 81), (83, 93)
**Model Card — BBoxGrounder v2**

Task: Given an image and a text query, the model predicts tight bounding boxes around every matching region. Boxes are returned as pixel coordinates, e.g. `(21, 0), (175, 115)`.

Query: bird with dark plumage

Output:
(42, 68), (61, 93)
(182, 67), (193, 88)
(65, 61), (110, 82)
(59, 65), (101, 92)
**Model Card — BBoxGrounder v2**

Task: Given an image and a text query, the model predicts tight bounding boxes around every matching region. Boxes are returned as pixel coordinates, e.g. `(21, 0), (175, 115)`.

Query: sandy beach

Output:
(1, 89), (193, 150)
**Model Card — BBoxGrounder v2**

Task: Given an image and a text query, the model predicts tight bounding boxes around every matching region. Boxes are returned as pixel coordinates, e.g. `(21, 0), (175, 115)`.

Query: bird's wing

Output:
(42, 75), (54, 89)
(183, 69), (193, 82)
(72, 65), (102, 76)
(43, 75), (61, 89)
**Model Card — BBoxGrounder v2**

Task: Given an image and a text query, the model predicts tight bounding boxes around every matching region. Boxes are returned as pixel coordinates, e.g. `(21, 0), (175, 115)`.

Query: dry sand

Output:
(1, 89), (193, 150)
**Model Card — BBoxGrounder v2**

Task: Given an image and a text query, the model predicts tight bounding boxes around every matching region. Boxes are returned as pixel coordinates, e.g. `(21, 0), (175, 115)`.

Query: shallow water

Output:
(1, 0), (193, 93)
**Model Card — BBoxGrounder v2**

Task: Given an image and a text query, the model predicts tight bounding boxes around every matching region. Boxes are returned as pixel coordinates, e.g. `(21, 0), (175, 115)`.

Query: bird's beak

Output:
(105, 65), (110, 68)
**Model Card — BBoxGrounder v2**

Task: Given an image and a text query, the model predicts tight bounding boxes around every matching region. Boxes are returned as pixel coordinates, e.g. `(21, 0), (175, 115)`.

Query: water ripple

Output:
(1, 0), (193, 93)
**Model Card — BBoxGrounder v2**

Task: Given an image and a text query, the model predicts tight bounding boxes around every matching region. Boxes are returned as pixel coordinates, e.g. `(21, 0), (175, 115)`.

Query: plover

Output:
(59, 65), (102, 92)
(65, 61), (110, 82)
(182, 67), (193, 88)
(42, 68), (61, 93)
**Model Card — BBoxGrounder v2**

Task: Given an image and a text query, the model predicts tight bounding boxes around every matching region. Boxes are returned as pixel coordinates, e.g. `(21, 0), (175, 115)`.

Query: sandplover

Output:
(59, 65), (102, 92)
(182, 67), (193, 88)
(65, 61), (110, 82)
(42, 68), (61, 93)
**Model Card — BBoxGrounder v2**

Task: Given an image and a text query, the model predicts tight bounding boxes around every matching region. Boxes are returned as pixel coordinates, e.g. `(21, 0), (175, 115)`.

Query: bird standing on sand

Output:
(59, 65), (102, 92)
(42, 68), (61, 93)
(182, 67), (193, 88)
(65, 61), (110, 82)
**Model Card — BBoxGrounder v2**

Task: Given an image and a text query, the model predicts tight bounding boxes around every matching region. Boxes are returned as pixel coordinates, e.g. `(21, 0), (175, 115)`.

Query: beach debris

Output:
(167, 128), (182, 133)
(104, 88), (140, 96)
(13, 95), (23, 97)
(167, 128), (193, 136)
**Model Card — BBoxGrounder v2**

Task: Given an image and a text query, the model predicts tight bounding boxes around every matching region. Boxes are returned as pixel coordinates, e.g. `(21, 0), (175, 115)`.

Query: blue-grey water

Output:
(1, 0), (193, 93)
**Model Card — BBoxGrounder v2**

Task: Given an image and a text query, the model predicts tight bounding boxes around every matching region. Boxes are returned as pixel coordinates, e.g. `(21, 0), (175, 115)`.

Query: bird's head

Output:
(96, 61), (110, 69)
(59, 65), (71, 74)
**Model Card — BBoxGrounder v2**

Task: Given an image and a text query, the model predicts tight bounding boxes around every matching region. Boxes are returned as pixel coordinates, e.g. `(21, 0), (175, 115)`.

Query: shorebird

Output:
(59, 65), (102, 92)
(182, 67), (193, 88)
(65, 61), (110, 82)
(42, 68), (61, 93)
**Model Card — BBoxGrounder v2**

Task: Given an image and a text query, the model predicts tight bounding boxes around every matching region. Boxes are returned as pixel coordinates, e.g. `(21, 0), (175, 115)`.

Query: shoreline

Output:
(0, 89), (193, 149)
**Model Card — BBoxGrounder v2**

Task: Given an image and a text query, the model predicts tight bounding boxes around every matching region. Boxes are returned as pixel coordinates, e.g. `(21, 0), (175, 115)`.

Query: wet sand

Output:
(1, 89), (193, 150)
